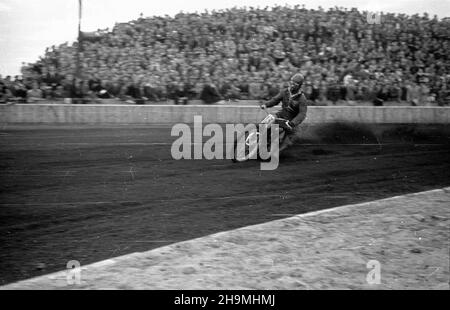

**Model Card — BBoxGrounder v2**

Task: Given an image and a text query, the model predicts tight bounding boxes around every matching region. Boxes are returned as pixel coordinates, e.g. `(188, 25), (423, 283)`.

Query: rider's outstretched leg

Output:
(279, 131), (295, 153)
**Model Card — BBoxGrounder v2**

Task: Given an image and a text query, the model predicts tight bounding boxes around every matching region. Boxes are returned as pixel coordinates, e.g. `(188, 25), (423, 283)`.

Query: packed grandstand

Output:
(1, 5), (449, 106)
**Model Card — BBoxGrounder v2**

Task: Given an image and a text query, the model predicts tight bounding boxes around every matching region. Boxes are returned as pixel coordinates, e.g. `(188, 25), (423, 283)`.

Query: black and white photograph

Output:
(0, 0), (449, 295)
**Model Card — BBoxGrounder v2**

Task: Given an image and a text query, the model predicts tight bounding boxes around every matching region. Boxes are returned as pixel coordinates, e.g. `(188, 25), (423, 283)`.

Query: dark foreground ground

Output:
(0, 123), (449, 284)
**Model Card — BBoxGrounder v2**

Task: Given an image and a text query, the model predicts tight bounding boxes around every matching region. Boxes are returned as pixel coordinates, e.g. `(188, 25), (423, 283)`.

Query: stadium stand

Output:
(1, 5), (449, 106)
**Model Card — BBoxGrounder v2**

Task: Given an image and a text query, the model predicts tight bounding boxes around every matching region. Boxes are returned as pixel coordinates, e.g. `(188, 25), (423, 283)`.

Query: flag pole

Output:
(76, 0), (82, 79)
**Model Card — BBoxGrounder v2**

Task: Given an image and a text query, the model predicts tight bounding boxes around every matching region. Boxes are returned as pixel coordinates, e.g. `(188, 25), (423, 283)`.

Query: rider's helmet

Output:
(290, 73), (305, 86)
(289, 73), (305, 93)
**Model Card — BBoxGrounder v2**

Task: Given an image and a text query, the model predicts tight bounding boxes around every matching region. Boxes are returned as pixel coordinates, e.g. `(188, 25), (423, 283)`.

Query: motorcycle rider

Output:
(260, 73), (308, 152)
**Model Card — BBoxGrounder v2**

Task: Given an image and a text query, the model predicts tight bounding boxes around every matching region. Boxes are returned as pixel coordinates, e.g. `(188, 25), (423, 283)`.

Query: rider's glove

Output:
(283, 121), (295, 132)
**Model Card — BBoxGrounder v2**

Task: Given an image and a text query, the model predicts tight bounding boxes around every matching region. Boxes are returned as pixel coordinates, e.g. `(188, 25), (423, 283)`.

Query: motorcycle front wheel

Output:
(231, 128), (259, 162)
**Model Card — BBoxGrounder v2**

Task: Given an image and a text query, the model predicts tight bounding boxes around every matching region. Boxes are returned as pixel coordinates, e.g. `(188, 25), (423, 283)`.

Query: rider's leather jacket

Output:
(264, 87), (308, 126)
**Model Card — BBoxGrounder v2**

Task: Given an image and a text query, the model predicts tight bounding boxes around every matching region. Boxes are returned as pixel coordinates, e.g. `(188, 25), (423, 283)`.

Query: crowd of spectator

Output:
(2, 5), (449, 106)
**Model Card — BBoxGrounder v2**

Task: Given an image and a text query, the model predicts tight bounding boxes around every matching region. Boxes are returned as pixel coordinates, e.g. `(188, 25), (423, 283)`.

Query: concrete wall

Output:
(1, 104), (449, 124)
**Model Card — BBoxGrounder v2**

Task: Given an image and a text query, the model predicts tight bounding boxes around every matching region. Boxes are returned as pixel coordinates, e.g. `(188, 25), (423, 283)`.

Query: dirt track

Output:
(0, 124), (449, 285)
(2, 187), (448, 290)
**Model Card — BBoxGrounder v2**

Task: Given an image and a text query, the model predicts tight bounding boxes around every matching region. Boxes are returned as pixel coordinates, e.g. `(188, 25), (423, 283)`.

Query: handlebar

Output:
(260, 104), (287, 122)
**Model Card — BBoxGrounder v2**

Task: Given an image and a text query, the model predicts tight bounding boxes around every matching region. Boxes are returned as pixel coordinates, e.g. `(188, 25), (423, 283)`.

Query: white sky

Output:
(0, 0), (449, 76)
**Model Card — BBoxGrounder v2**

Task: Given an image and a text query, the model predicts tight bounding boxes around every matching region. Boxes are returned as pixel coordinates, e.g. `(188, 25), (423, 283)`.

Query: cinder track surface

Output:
(0, 124), (449, 285)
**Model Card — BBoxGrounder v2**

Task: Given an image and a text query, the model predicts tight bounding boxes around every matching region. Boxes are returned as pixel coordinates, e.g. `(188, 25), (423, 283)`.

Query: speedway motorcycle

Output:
(232, 105), (288, 162)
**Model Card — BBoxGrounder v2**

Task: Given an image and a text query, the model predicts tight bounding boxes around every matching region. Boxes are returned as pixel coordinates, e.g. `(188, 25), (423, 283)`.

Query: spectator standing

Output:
(326, 78), (341, 105)
(406, 81), (421, 106)
(200, 78), (222, 104)
(27, 82), (43, 103)
(0, 82), (13, 103)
